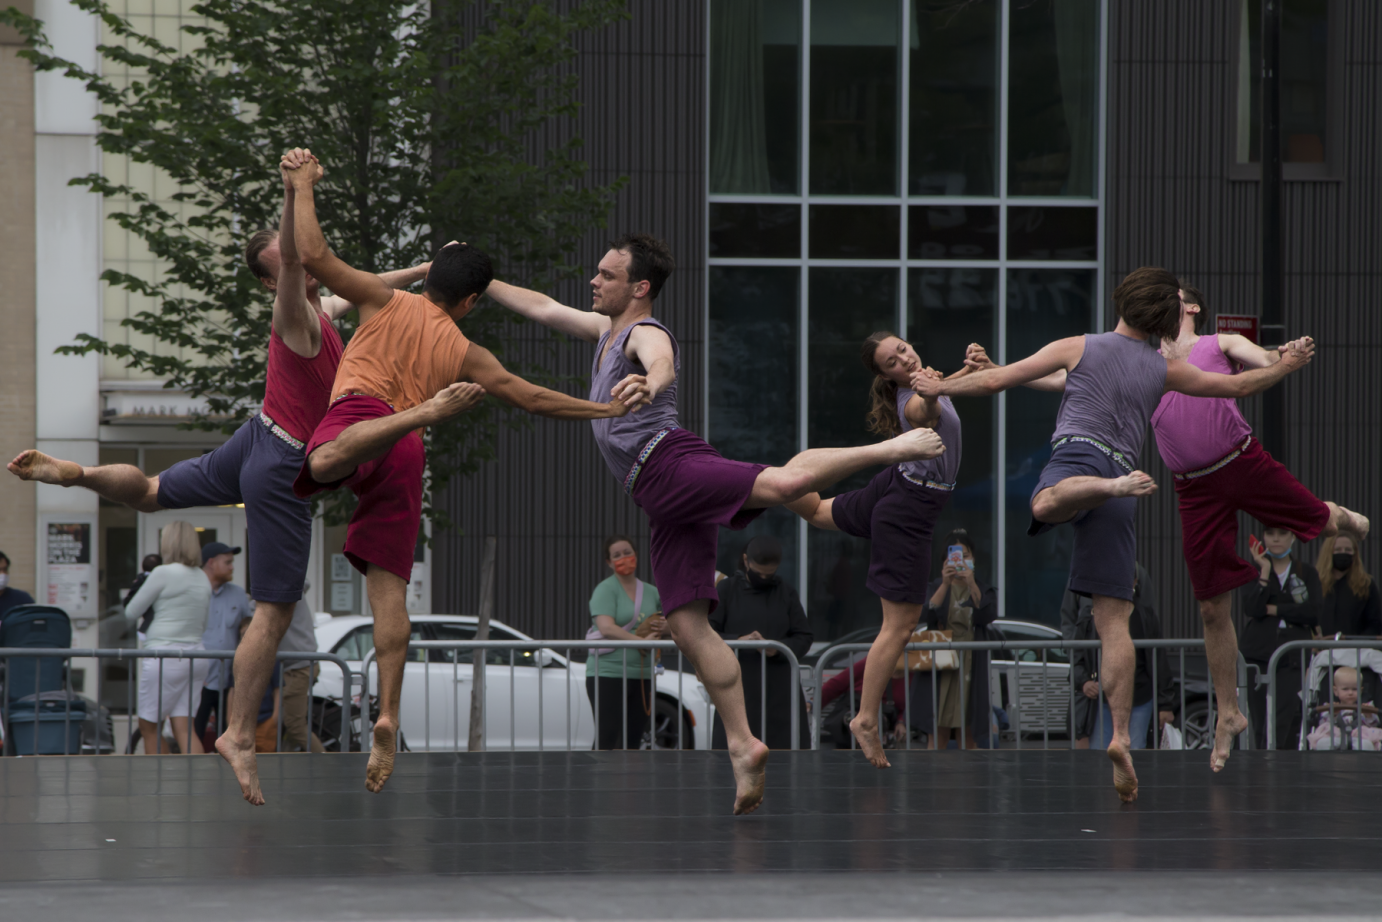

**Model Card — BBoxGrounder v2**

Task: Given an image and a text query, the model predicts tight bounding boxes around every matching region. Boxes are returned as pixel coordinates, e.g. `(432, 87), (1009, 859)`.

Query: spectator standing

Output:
(1316, 529), (1381, 637)
(709, 536), (813, 750)
(586, 536), (666, 750)
(1241, 525), (1322, 749)
(123, 521), (213, 754)
(278, 593), (325, 752)
(915, 529), (997, 749)
(194, 542), (250, 742)
(0, 550), (35, 622)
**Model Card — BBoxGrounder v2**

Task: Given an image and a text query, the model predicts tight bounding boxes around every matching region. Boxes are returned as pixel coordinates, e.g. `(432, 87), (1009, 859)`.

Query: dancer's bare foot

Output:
(729, 738), (769, 815)
(887, 428), (945, 464)
(849, 714), (891, 769)
(1108, 740), (1138, 803)
(1211, 710), (1250, 773)
(1110, 470), (1157, 498)
(214, 732), (264, 806)
(365, 719), (397, 793)
(7, 450), (82, 486)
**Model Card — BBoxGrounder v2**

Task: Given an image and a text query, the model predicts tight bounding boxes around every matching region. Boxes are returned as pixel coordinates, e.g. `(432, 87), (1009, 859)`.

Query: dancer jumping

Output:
(915, 267), (1315, 801)
(1151, 283), (1368, 771)
(282, 149), (629, 795)
(8, 156), (428, 805)
(484, 235), (944, 814)
(786, 332), (982, 768)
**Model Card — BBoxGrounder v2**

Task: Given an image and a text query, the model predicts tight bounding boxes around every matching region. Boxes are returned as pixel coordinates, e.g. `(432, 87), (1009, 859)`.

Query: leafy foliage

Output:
(2, 0), (626, 529)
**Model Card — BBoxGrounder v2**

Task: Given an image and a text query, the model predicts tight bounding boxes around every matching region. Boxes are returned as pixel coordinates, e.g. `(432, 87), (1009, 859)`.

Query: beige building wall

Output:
(0, 20), (38, 595)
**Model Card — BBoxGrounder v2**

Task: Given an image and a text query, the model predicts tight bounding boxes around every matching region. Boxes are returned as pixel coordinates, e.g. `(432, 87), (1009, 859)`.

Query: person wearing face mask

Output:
(1241, 525), (1322, 749)
(1316, 529), (1381, 638)
(709, 536), (812, 750)
(586, 535), (666, 750)
(0, 550), (35, 623)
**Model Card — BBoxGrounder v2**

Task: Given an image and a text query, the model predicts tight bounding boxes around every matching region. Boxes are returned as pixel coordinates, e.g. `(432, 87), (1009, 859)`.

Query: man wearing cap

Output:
(194, 542), (252, 743)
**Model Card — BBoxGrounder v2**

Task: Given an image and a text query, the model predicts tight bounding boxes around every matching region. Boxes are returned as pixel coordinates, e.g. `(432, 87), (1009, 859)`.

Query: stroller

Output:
(1, 605), (88, 755)
(1300, 648), (1382, 751)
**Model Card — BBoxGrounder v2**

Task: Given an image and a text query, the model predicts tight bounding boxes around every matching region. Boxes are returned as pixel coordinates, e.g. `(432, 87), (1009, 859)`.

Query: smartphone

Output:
(946, 545), (966, 569)
(1248, 534), (1265, 556)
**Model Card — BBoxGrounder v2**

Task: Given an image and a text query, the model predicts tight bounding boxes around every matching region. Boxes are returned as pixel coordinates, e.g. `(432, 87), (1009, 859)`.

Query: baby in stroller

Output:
(1306, 666), (1382, 751)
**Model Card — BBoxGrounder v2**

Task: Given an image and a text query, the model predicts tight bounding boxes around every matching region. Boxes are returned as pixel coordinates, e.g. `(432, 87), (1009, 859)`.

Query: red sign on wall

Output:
(1216, 314), (1260, 343)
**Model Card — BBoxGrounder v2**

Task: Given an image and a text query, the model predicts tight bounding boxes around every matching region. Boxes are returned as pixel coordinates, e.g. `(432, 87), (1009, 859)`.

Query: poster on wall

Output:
(47, 522), (95, 615)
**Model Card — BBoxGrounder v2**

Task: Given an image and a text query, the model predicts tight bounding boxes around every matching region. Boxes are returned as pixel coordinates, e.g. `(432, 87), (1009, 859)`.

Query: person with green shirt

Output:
(586, 535), (667, 749)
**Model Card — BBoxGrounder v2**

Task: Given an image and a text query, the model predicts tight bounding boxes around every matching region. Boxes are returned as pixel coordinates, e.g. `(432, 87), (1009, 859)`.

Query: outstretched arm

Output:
(319, 261), (431, 321)
(272, 158), (322, 358)
(1166, 336), (1314, 398)
(1220, 333), (1284, 370)
(461, 343), (625, 419)
(282, 148), (394, 324)
(485, 279), (609, 343)
(962, 342), (1066, 392)
(917, 336), (1084, 398)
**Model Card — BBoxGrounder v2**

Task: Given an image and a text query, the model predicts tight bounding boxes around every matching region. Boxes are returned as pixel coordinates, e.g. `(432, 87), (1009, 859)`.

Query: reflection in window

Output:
(1008, 0), (1099, 197)
(1236, 0), (1328, 164)
(1006, 206), (1097, 260)
(908, 268), (997, 568)
(709, 203), (801, 258)
(909, 0), (998, 195)
(809, 205), (900, 259)
(810, 0), (900, 194)
(1004, 269), (1095, 626)
(710, 0), (801, 193)
(909, 205), (1000, 260)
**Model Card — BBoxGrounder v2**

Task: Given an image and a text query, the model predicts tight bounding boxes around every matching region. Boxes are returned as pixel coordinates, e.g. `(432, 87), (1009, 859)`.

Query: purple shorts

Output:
(830, 465), (950, 604)
(630, 429), (767, 615)
(1027, 441), (1137, 601)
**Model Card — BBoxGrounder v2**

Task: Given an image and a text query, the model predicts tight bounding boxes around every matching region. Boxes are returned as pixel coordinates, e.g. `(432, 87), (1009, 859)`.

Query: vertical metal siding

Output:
(1107, 0), (1382, 637)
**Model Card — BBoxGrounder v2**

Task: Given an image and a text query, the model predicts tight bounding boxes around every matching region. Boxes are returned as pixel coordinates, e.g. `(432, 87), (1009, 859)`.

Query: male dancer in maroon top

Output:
(1152, 284), (1368, 771)
(486, 235), (943, 815)
(8, 157), (430, 804)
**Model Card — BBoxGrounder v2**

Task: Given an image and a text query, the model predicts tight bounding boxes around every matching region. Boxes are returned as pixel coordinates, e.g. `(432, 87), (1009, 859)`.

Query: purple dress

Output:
(830, 389), (962, 604)
(588, 319), (767, 615)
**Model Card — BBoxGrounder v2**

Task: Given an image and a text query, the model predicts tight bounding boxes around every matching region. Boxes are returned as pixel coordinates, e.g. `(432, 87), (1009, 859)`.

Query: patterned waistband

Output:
(623, 427), (678, 495)
(1051, 435), (1134, 474)
(1173, 436), (1254, 481)
(898, 467), (955, 492)
(258, 411), (305, 452)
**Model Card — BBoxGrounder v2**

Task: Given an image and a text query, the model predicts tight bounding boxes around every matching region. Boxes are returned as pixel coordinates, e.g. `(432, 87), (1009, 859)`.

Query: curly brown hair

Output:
(861, 330), (905, 438)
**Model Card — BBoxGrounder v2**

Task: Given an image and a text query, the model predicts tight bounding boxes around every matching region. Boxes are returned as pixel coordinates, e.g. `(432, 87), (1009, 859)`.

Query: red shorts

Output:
(294, 395), (423, 583)
(1174, 438), (1330, 600)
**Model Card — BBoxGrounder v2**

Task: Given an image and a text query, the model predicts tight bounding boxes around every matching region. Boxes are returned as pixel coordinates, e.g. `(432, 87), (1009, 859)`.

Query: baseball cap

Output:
(201, 541), (242, 565)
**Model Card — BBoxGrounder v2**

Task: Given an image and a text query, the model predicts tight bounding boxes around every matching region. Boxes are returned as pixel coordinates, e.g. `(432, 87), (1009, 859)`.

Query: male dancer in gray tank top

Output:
(486, 234), (944, 815)
(915, 267), (1314, 802)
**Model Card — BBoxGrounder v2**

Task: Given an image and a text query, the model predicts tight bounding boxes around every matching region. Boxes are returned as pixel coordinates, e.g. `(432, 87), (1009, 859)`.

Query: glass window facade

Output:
(1236, 0), (1329, 164)
(708, 0), (1105, 638)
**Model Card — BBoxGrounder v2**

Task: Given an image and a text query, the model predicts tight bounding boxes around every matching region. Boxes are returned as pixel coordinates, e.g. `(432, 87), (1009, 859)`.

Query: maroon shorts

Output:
(830, 465), (949, 604)
(1175, 438), (1330, 600)
(630, 429), (767, 615)
(293, 395), (423, 583)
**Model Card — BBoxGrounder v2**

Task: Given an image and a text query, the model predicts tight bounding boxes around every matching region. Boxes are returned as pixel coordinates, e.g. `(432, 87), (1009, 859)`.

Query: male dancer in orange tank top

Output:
(282, 149), (631, 793)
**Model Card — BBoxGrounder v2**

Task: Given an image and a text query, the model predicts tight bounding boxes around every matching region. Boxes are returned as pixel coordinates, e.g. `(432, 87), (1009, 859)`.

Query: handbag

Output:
(584, 580), (645, 656)
(897, 629), (959, 672)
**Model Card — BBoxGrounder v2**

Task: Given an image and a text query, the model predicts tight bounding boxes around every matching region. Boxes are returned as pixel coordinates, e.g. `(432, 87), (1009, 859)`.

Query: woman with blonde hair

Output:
(1317, 528), (1382, 637)
(124, 521), (213, 754)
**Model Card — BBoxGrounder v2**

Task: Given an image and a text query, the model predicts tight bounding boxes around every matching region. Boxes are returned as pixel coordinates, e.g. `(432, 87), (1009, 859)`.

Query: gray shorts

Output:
(1027, 441), (1137, 602)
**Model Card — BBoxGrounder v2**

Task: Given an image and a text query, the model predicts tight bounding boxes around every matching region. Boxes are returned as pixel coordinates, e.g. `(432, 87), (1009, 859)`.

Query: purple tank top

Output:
(1150, 334), (1254, 472)
(1052, 331), (1167, 460)
(896, 390), (962, 486)
(589, 319), (681, 481)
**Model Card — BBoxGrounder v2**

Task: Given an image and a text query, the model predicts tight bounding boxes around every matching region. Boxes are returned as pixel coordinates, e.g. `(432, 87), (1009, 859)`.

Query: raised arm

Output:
(485, 279), (609, 343)
(272, 156), (322, 358)
(1165, 336), (1313, 398)
(460, 343), (625, 419)
(1220, 333), (1283, 370)
(917, 337), (1084, 398)
(319, 261), (431, 322)
(282, 148), (394, 323)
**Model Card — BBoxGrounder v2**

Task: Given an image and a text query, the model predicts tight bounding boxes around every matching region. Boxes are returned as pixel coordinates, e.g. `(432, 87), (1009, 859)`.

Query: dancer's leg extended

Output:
(307, 384), (483, 484)
(1199, 593), (1250, 772)
(1092, 595), (1139, 803)
(665, 600), (769, 816)
(214, 600), (294, 805)
(746, 428), (943, 509)
(849, 599), (922, 769)
(365, 565), (409, 793)
(8, 451), (162, 512)
(1031, 472), (1156, 525)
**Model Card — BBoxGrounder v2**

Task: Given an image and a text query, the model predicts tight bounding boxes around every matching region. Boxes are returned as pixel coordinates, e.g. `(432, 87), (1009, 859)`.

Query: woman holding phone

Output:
(788, 332), (981, 767)
(918, 528), (997, 749)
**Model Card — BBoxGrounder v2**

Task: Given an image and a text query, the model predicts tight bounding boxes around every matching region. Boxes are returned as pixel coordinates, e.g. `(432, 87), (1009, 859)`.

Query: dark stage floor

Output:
(3, 748), (1381, 883)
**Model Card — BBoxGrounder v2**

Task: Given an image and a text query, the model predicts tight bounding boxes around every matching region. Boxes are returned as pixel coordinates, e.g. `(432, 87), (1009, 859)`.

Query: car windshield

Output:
(332, 624), (426, 661)
(992, 622), (1069, 664)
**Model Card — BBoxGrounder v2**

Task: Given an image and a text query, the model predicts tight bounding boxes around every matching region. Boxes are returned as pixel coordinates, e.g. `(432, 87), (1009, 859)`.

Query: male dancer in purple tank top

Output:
(916, 267), (1314, 802)
(1151, 283), (1368, 771)
(486, 234), (944, 815)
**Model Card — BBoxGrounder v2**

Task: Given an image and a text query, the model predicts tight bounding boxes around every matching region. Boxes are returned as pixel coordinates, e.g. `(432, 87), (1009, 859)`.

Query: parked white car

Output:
(310, 615), (715, 751)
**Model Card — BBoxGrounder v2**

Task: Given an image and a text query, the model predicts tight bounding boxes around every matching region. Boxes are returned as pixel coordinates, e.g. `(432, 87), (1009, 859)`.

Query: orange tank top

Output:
(330, 289), (471, 412)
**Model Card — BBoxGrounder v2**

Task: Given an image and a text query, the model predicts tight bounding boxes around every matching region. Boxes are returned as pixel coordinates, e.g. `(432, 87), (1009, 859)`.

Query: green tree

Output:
(2, 0), (627, 529)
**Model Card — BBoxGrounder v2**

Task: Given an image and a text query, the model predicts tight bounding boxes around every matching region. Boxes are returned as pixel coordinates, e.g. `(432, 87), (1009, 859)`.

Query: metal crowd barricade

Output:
(811, 638), (1252, 752)
(0, 647), (355, 756)
(1266, 639), (1382, 751)
(357, 638), (802, 752)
